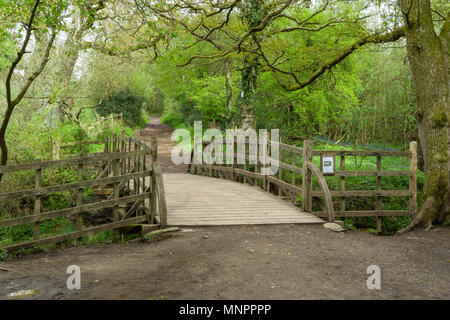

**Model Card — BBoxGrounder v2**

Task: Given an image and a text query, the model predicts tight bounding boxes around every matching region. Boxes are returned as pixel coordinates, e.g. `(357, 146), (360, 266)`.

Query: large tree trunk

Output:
(400, 0), (449, 226)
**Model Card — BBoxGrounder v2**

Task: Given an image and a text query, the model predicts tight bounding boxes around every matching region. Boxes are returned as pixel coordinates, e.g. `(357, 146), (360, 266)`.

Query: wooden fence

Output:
(0, 134), (167, 252)
(190, 136), (417, 231)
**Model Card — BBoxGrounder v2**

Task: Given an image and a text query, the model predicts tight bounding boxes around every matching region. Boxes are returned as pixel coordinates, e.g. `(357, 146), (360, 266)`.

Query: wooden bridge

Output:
(0, 132), (418, 252)
(164, 173), (322, 225)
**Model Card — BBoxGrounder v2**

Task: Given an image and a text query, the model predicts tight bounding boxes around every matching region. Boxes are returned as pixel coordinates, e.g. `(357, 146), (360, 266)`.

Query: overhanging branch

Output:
(277, 27), (406, 91)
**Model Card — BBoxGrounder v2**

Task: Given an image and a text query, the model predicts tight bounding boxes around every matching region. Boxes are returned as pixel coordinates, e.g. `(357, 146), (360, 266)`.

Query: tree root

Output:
(397, 196), (434, 234)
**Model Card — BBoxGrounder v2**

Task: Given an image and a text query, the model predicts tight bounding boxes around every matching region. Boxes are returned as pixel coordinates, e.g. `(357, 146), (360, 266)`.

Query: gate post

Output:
(150, 137), (158, 224)
(409, 141), (418, 218)
(150, 137), (168, 227)
(302, 139), (313, 212)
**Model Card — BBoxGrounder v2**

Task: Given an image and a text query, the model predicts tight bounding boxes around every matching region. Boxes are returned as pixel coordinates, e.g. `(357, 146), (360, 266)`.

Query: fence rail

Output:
(0, 133), (167, 253)
(190, 136), (417, 231)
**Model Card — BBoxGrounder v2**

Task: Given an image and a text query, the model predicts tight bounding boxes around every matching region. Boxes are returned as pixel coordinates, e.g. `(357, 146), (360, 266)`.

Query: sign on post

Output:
(321, 156), (334, 174)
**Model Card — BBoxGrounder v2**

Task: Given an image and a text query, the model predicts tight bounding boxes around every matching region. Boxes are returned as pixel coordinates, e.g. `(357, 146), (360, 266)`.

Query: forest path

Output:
(135, 116), (187, 173)
(0, 225), (448, 299)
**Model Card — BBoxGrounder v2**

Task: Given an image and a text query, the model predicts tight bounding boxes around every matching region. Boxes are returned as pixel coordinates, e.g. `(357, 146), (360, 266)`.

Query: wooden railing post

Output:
(409, 141), (418, 218)
(127, 137), (132, 190)
(255, 138), (259, 187)
(267, 131), (271, 192)
(231, 136), (235, 181)
(376, 154), (382, 232)
(150, 136), (167, 227)
(263, 131), (269, 191)
(243, 137), (248, 184)
(209, 137), (214, 177)
(137, 140), (141, 197)
(121, 131), (125, 175)
(134, 139), (138, 195)
(150, 138), (157, 224)
(76, 162), (83, 243)
(291, 149), (296, 204)
(33, 168), (41, 240)
(307, 162), (335, 222)
(278, 137), (283, 197)
(340, 151), (346, 214)
(112, 134), (120, 242)
(142, 143), (147, 216)
(302, 139), (313, 212)
(104, 136), (109, 176)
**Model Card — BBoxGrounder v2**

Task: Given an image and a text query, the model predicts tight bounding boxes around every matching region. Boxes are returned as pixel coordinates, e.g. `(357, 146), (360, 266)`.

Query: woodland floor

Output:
(0, 118), (448, 300)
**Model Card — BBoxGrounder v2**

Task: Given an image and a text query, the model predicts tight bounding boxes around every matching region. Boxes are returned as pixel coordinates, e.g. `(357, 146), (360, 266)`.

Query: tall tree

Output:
(398, 0), (449, 226)
(135, 0), (448, 226)
(0, 0), (61, 182)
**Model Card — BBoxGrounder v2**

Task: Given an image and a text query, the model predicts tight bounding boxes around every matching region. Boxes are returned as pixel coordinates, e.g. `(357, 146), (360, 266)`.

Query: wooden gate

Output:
(0, 134), (167, 253)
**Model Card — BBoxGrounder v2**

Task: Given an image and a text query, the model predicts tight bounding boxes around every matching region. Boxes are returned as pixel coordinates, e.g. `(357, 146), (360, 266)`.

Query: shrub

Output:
(97, 89), (144, 127)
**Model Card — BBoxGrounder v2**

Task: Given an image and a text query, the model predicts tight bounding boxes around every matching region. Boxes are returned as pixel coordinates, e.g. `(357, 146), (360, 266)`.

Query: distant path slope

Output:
(136, 116), (187, 173)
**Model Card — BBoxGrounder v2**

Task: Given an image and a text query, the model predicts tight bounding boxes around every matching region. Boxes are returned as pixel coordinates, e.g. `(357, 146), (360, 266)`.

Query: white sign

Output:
(322, 156), (334, 174)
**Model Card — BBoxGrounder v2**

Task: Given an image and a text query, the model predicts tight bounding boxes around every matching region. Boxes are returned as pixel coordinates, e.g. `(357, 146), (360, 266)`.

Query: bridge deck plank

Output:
(163, 173), (323, 226)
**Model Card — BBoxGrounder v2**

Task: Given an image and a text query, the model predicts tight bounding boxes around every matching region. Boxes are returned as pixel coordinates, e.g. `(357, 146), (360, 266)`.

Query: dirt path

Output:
(0, 225), (448, 300)
(135, 116), (187, 173)
(0, 118), (449, 300)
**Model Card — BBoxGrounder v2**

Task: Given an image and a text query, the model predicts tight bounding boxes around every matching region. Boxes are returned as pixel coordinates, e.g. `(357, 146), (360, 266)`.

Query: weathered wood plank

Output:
(233, 168), (263, 179)
(307, 162), (334, 222)
(311, 190), (410, 197)
(330, 171), (410, 177)
(0, 170), (151, 201)
(267, 176), (302, 194)
(164, 173), (322, 226)
(312, 210), (410, 217)
(278, 161), (304, 175)
(3, 215), (149, 252)
(61, 140), (104, 147)
(0, 193), (150, 228)
(311, 150), (410, 157)
(0, 150), (151, 174)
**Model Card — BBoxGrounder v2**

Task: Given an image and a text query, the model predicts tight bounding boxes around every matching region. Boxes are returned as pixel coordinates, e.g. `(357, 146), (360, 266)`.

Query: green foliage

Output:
(81, 230), (114, 246)
(160, 112), (184, 128)
(97, 89), (145, 127)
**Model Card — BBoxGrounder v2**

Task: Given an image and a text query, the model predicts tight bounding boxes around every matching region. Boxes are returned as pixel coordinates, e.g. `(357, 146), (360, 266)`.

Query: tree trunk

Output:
(241, 102), (254, 131)
(400, 0), (449, 225)
(225, 58), (233, 115)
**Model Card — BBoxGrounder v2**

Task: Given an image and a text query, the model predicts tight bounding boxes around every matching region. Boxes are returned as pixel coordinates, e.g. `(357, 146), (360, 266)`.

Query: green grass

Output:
(280, 140), (422, 234)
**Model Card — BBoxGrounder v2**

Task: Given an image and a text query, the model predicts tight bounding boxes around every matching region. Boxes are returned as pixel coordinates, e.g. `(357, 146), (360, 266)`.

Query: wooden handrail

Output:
(189, 136), (416, 224)
(192, 137), (420, 223)
(0, 149), (150, 174)
(0, 133), (168, 253)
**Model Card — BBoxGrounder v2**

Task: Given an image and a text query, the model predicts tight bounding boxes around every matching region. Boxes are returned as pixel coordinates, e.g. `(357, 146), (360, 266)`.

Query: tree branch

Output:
(5, 0), (41, 107)
(276, 27), (406, 91)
